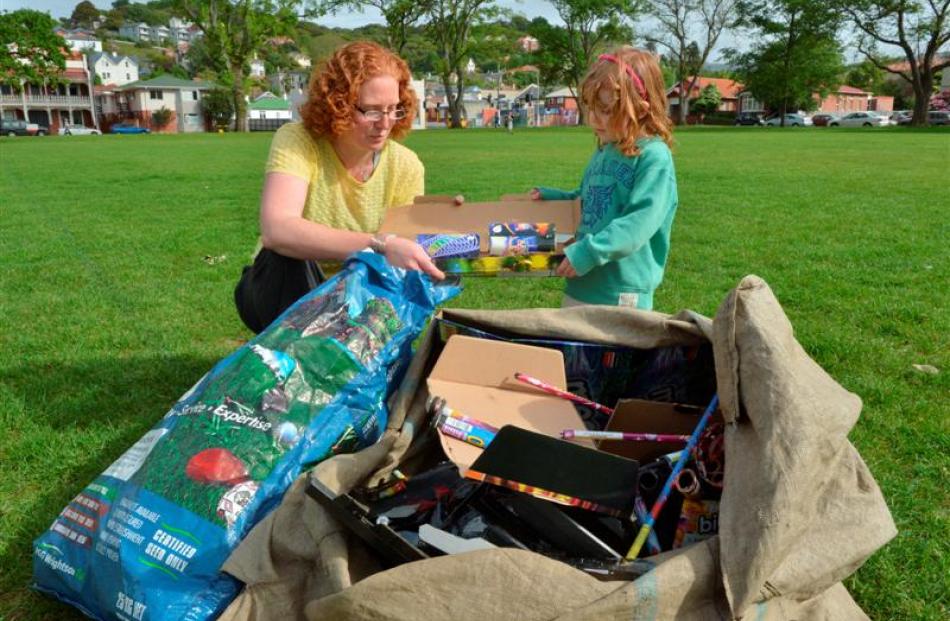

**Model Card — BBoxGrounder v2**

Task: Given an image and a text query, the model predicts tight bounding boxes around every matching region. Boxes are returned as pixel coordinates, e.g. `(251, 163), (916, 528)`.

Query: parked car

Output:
(734, 111), (763, 126)
(811, 113), (838, 127)
(889, 110), (911, 123)
(1, 118), (49, 136)
(828, 112), (885, 127)
(110, 123), (150, 134)
(59, 124), (101, 136)
(927, 110), (950, 125)
(763, 113), (809, 127)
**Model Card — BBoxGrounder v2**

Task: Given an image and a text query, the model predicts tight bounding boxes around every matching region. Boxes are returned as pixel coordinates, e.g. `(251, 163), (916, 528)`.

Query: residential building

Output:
(88, 52), (140, 87)
(169, 17), (197, 43)
(248, 92), (292, 131)
(0, 51), (98, 132)
(105, 75), (217, 133)
(517, 35), (540, 53)
(119, 22), (152, 42)
(667, 76), (743, 118)
(250, 57), (266, 79)
(55, 28), (102, 53)
(815, 86), (893, 114)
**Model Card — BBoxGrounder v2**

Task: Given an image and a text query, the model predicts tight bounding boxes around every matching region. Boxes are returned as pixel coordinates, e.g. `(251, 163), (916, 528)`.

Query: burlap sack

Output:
(219, 275), (895, 620)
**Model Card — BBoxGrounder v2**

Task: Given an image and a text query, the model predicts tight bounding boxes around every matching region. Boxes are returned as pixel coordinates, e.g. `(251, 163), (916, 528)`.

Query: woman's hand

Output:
(529, 188), (541, 200)
(383, 236), (446, 280)
(555, 256), (577, 278)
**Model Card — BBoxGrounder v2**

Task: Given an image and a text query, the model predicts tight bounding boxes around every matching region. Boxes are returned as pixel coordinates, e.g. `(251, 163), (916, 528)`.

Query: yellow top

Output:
(264, 121), (424, 232)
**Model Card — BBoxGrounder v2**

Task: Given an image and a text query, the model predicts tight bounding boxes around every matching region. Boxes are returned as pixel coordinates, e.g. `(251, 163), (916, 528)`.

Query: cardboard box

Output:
(599, 399), (723, 462)
(427, 335), (592, 470)
(378, 195), (580, 276)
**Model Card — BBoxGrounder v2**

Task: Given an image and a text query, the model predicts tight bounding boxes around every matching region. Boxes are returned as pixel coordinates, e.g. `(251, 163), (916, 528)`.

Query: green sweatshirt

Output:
(539, 138), (678, 309)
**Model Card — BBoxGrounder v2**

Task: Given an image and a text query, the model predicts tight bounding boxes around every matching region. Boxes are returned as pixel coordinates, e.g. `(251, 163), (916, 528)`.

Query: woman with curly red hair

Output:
(234, 41), (443, 333)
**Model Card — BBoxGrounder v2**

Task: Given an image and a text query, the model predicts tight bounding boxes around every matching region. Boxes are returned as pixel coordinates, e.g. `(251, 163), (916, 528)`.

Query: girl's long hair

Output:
(580, 47), (673, 156)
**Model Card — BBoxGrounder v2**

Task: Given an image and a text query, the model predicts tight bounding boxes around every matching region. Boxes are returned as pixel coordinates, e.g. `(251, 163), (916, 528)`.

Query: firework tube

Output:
(561, 429), (690, 442)
(430, 399), (499, 449)
(633, 497), (662, 555)
(625, 394), (720, 560)
(513, 372), (615, 416)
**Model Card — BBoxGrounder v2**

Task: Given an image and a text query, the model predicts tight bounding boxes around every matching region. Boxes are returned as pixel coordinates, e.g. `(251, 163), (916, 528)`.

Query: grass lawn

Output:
(1, 126), (947, 620)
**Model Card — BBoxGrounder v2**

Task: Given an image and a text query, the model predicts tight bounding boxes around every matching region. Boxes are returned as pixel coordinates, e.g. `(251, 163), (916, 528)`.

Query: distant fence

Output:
(248, 118), (292, 132)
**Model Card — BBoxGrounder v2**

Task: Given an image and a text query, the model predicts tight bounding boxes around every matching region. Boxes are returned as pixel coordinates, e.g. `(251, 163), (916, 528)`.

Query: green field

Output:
(1, 126), (947, 620)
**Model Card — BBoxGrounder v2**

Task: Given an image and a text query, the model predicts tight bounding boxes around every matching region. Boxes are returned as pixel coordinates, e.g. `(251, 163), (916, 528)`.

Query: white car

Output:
(828, 112), (886, 127)
(59, 124), (101, 136)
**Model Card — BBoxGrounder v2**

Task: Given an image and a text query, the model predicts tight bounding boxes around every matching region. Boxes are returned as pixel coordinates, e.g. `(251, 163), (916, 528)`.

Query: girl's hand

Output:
(556, 256), (577, 278)
(529, 188), (541, 200)
(383, 236), (446, 280)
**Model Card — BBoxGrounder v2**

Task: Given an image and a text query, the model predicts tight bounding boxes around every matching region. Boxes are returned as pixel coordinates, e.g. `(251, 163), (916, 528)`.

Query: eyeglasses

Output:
(355, 105), (407, 122)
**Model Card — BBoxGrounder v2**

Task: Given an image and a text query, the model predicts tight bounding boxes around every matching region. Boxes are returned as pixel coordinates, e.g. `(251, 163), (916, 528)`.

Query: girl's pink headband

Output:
(598, 54), (648, 101)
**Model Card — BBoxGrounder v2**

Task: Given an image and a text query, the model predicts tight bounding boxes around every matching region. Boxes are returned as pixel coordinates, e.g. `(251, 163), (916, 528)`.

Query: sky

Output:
(2, 0), (746, 61)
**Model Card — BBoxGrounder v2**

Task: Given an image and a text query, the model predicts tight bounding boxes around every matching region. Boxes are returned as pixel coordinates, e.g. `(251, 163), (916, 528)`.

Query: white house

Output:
(248, 93), (292, 119)
(88, 52), (139, 86)
(114, 75), (217, 133)
(169, 17), (196, 43)
(250, 57), (266, 79)
(55, 29), (102, 53)
(118, 22), (152, 42)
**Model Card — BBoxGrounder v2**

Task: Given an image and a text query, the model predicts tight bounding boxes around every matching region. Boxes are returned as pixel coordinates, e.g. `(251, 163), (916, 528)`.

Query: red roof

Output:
(837, 85), (868, 95)
(64, 69), (87, 80)
(668, 76), (743, 99)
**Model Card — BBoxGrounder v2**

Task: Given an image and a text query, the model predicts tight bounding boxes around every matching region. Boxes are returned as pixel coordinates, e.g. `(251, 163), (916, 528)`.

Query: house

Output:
(247, 92), (292, 130)
(667, 76), (743, 117)
(517, 35), (540, 53)
(0, 51), (98, 133)
(250, 57), (266, 79)
(119, 22), (152, 42)
(108, 75), (217, 133)
(541, 87), (580, 126)
(814, 85), (893, 114)
(55, 28), (102, 53)
(88, 52), (140, 87)
(169, 17), (197, 43)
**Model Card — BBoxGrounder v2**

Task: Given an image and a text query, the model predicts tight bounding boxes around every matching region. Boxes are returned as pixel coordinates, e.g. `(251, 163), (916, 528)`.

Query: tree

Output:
(202, 87), (236, 128)
(151, 106), (174, 129)
(841, 0), (950, 126)
(691, 82), (721, 118)
(545, 0), (638, 121)
(845, 58), (886, 92)
(645, 0), (740, 125)
(70, 1), (101, 28)
(176, 0), (299, 132)
(0, 10), (69, 91)
(310, 0), (432, 55)
(729, 0), (843, 125)
(425, 0), (500, 128)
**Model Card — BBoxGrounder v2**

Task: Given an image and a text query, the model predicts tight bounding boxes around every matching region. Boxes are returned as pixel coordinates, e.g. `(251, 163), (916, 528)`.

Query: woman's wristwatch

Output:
(369, 233), (396, 254)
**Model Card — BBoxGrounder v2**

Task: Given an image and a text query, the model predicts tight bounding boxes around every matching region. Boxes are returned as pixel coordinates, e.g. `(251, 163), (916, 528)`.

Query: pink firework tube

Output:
(561, 429), (690, 443)
(625, 394), (720, 561)
(513, 372), (614, 416)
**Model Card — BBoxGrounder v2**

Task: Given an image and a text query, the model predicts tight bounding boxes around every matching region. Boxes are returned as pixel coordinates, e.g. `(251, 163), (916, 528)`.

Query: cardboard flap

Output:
(427, 336), (590, 470)
(600, 399), (723, 462)
(429, 335), (567, 389)
(380, 196), (580, 253)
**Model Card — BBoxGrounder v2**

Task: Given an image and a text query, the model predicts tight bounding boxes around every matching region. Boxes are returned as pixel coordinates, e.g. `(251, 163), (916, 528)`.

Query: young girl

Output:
(532, 47), (677, 310)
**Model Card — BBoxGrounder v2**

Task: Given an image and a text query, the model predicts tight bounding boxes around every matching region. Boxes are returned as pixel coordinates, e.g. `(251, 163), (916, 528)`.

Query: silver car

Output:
(59, 124), (101, 136)
(828, 112), (886, 127)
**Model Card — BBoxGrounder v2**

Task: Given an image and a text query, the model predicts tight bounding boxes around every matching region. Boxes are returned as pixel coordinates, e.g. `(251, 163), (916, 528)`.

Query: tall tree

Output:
(841, 0), (950, 126)
(645, 0), (739, 125)
(0, 10), (69, 91)
(729, 0), (842, 125)
(70, 1), (101, 28)
(309, 0), (432, 55)
(176, 0), (299, 131)
(425, 0), (499, 128)
(547, 0), (638, 120)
